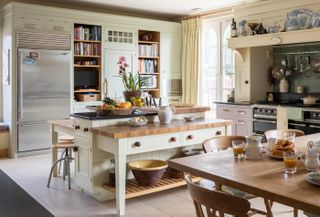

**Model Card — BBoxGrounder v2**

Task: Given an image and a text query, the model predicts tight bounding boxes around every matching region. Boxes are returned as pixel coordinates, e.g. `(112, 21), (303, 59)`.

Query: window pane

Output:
(201, 24), (218, 107)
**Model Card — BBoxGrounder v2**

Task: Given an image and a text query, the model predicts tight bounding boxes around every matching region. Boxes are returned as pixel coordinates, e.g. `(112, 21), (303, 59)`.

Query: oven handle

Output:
(288, 123), (307, 127)
(309, 125), (320, 129)
(253, 119), (277, 124)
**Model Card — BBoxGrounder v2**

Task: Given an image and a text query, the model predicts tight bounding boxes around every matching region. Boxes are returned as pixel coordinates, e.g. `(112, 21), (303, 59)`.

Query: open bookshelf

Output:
(73, 23), (102, 102)
(138, 30), (160, 98)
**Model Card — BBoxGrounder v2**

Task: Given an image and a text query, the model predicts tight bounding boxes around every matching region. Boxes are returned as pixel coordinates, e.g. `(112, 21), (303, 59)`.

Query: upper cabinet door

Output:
(45, 19), (71, 33)
(16, 15), (44, 32)
(103, 26), (138, 51)
(160, 32), (182, 79)
(104, 49), (137, 100)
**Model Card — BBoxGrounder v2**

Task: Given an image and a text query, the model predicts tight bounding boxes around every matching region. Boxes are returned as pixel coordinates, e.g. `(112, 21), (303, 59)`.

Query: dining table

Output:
(168, 133), (320, 216)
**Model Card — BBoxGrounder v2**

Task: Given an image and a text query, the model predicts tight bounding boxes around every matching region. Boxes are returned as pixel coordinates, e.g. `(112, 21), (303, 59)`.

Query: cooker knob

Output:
(313, 113), (318, 118)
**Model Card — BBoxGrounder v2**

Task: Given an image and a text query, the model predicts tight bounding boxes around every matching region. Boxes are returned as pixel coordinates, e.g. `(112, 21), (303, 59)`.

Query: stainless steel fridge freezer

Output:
(17, 48), (71, 153)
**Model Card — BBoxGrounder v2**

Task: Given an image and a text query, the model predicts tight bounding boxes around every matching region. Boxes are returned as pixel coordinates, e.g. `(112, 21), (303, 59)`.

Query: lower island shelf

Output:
(102, 173), (202, 199)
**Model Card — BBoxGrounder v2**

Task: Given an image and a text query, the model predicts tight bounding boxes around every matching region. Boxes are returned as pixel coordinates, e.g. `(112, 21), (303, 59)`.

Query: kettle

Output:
(245, 136), (263, 160)
(301, 151), (320, 172)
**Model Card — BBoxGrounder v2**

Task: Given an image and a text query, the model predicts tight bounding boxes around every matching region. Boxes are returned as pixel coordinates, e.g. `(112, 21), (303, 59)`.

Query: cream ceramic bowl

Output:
(128, 160), (168, 186)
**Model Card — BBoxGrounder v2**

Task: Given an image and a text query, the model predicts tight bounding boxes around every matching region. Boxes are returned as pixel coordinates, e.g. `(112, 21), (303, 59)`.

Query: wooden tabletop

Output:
(48, 119), (74, 130)
(90, 119), (232, 139)
(169, 133), (320, 215)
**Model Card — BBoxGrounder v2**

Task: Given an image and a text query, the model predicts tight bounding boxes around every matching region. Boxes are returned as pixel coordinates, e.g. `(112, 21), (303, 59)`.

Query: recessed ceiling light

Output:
(190, 7), (202, 11)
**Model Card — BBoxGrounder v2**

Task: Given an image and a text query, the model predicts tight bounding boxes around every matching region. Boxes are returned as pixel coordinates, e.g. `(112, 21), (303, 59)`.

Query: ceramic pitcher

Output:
(302, 151), (320, 172)
(245, 136), (263, 160)
(158, 105), (175, 124)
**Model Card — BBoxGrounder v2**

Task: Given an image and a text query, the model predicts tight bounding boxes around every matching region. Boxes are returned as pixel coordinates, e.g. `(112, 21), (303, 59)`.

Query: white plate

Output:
(305, 172), (320, 186)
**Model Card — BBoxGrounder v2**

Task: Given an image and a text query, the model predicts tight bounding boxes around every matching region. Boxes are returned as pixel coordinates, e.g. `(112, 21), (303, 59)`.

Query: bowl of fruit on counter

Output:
(90, 97), (134, 116)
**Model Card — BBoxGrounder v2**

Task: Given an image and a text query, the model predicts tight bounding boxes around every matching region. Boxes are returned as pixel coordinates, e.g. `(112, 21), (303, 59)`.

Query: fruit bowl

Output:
(128, 160), (168, 186)
(88, 106), (133, 116)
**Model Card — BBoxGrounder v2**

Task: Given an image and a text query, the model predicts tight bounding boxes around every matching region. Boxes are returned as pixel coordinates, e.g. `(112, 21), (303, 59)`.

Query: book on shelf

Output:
(74, 26), (101, 41)
(138, 44), (159, 57)
(74, 42), (101, 56)
(138, 59), (158, 74)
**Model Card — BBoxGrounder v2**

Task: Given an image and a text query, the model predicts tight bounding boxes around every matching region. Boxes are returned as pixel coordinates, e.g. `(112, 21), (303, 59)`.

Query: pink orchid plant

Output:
(117, 56), (146, 91)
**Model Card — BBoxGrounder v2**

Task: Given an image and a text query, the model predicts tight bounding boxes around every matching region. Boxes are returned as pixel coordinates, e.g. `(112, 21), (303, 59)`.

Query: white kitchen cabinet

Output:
(45, 19), (71, 33)
(16, 15), (44, 32)
(103, 26), (137, 51)
(234, 46), (272, 103)
(216, 103), (253, 136)
(75, 133), (93, 189)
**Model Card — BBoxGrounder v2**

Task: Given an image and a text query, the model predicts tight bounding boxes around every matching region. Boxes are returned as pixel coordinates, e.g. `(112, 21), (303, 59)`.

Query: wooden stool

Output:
(57, 136), (75, 174)
(47, 142), (76, 189)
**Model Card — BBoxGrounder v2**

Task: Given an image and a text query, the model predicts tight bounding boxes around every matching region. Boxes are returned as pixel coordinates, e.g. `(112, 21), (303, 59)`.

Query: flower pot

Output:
(279, 78), (289, 93)
(123, 90), (142, 102)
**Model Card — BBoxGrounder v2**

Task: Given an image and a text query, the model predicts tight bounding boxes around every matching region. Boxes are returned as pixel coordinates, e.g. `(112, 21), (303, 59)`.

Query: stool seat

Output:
(52, 142), (75, 149)
(59, 135), (75, 143)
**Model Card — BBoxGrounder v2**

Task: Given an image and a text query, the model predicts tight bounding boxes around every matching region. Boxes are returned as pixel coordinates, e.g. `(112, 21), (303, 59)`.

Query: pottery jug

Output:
(301, 151), (320, 172)
(279, 78), (289, 93)
(307, 141), (320, 154)
(245, 136), (263, 160)
(158, 106), (175, 124)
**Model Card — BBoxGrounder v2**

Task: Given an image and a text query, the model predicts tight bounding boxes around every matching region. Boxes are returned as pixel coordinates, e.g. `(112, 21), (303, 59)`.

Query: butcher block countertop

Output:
(90, 119), (232, 139)
(172, 106), (210, 114)
(48, 119), (74, 129)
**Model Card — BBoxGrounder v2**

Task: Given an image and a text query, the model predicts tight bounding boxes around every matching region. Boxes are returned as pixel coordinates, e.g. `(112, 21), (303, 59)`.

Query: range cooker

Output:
(253, 103), (320, 137)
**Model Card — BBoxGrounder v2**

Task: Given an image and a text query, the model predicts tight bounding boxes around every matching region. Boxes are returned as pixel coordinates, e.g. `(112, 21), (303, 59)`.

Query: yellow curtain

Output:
(181, 17), (202, 104)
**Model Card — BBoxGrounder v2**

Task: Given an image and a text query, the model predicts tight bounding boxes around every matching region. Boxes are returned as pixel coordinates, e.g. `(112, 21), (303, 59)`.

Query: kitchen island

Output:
(49, 106), (232, 216)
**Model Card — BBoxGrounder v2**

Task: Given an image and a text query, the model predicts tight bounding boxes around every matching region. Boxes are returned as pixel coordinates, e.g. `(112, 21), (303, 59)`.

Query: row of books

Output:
(138, 59), (158, 74)
(74, 42), (101, 56)
(74, 26), (101, 41)
(138, 44), (159, 57)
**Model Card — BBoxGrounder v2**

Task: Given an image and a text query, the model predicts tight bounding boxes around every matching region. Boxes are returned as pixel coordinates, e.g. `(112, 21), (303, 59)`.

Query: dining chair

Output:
(185, 174), (251, 217)
(202, 135), (272, 216)
(264, 129), (304, 217)
(264, 129), (305, 141)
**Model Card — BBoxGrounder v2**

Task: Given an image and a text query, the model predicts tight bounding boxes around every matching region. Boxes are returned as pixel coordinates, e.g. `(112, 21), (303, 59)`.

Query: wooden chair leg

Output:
(293, 208), (298, 217)
(264, 199), (273, 217)
(269, 200), (274, 207)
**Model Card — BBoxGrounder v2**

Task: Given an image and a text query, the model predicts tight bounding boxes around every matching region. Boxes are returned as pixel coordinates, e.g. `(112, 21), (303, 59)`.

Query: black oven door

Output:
(253, 119), (277, 133)
(308, 124), (320, 135)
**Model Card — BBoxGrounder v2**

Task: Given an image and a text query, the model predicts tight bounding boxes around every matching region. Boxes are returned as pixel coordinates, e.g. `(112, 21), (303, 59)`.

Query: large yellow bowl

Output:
(128, 160), (168, 186)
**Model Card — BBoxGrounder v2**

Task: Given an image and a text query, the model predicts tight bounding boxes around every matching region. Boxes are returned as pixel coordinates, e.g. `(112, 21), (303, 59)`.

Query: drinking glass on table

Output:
(232, 140), (245, 159)
(283, 152), (298, 174)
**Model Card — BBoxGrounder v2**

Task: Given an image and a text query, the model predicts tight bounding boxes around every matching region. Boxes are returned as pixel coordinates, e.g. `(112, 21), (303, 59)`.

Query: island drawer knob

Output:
(75, 125), (80, 130)
(215, 131), (222, 136)
(187, 135), (194, 140)
(83, 128), (89, 132)
(133, 142), (141, 147)
(170, 137), (177, 142)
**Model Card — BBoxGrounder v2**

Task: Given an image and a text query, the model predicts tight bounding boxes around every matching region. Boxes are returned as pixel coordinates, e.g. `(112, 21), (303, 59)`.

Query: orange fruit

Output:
(118, 102), (132, 109)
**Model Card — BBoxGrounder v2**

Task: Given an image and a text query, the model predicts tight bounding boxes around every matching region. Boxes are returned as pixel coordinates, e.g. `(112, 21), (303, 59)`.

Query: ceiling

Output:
(2, 0), (263, 21)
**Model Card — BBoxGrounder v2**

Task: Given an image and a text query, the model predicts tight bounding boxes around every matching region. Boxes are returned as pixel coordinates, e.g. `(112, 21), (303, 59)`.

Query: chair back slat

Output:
(202, 136), (246, 153)
(185, 175), (250, 217)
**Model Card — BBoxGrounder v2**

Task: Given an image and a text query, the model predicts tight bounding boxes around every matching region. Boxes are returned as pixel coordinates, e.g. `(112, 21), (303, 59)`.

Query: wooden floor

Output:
(0, 154), (308, 217)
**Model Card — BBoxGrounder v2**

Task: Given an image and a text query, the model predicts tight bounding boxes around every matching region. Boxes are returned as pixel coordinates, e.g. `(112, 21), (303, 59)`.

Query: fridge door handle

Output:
(18, 52), (23, 120)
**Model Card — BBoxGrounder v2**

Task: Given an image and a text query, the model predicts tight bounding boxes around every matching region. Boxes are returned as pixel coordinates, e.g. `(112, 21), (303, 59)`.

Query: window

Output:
(200, 18), (235, 114)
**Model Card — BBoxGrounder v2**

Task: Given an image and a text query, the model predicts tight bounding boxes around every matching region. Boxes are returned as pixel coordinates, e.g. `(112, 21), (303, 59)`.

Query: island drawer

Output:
(126, 133), (181, 154)
(181, 127), (225, 146)
(217, 104), (252, 119)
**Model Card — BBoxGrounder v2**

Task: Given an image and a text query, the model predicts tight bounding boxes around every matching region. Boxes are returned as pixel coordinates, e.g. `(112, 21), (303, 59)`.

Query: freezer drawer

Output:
(18, 123), (51, 152)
